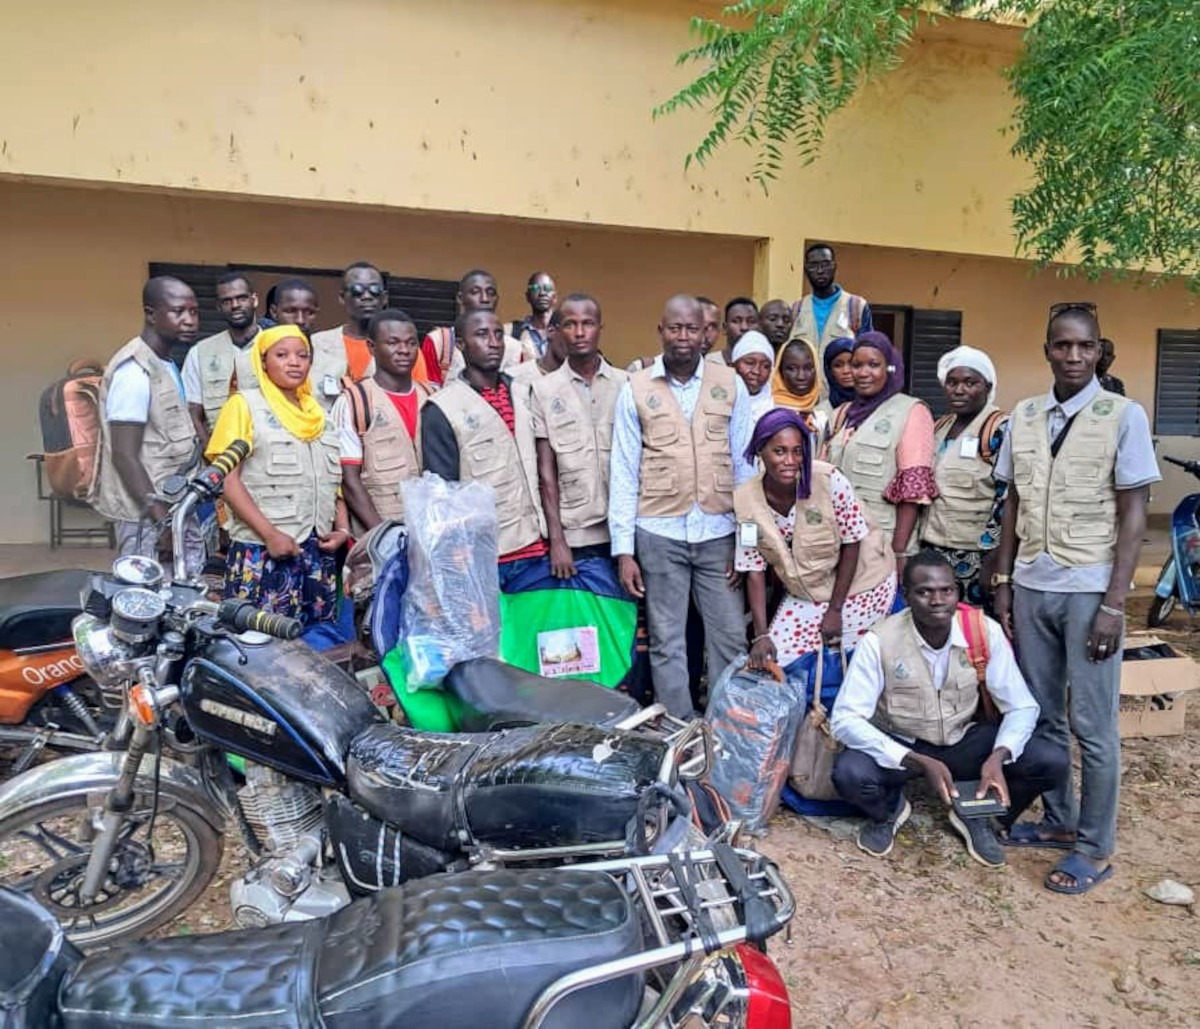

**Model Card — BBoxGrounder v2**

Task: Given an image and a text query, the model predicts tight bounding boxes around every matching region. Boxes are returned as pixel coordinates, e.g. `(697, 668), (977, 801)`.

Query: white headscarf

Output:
(937, 345), (997, 404)
(731, 330), (774, 365)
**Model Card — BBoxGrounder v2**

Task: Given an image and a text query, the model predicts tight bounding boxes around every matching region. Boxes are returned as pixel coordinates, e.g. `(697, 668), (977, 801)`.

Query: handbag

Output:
(788, 647), (848, 801)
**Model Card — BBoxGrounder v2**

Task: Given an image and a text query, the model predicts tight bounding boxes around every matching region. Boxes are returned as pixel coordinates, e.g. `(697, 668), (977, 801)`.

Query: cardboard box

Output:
(1119, 634), (1200, 738)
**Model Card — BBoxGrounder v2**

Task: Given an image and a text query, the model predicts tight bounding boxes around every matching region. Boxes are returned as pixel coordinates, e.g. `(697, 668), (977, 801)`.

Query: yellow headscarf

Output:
(251, 325), (327, 442)
(770, 335), (824, 414)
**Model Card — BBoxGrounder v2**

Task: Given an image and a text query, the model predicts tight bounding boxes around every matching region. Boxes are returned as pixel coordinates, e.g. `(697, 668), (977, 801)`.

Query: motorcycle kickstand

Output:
(10, 722), (60, 775)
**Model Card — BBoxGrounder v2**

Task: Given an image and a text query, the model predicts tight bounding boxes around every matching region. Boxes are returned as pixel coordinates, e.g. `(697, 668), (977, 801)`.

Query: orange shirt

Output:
(344, 333), (373, 382)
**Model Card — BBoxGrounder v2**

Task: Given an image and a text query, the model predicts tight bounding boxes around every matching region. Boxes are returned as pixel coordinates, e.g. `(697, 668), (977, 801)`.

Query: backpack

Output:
(38, 359), (104, 500)
(957, 602), (999, 723)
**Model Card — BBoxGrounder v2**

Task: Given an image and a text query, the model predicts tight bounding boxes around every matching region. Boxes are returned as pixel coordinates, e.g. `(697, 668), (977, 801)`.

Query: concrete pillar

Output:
(753, 228), (807, 305)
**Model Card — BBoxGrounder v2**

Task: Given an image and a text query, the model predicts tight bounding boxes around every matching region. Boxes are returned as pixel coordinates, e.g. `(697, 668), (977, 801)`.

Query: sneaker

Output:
(856, 797), (912, 858)
(949, 809), (1006, 868)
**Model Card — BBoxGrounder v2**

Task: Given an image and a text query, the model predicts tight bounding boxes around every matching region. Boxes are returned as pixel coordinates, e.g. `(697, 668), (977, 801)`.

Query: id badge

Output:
(959, 436), (979, 459)
(322, 374), (340, 398)
(738, 521), (759, 548)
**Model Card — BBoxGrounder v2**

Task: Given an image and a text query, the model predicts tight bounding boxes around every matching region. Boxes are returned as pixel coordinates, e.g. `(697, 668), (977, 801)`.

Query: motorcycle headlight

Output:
(71, 613), (141, 689)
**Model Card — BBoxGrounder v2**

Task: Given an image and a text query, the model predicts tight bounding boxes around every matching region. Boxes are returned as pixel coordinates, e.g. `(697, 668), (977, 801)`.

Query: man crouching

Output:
(830, 550), (1068, 866)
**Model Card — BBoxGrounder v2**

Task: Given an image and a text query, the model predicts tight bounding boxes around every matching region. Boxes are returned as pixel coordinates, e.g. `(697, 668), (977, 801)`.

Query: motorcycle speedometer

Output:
(110, 588), (167, 644)
(112, 555), (165, 588)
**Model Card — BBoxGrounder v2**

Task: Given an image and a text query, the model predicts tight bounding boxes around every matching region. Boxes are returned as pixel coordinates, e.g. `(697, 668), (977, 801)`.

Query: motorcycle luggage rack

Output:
(614, 704), (712, 782)
(521, 846), (795, 1029)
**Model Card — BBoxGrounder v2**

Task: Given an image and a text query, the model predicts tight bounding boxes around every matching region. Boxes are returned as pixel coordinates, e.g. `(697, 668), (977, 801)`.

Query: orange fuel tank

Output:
(0, 645), (86, 723)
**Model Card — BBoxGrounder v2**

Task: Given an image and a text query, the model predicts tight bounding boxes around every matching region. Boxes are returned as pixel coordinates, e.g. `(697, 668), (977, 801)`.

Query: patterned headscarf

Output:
(842, 331), (905, 431)
(823, 336), (856, 408)
(744, 407), (816, 500)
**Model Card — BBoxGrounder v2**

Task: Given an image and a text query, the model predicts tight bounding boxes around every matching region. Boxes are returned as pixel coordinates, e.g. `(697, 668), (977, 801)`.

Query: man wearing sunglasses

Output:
(308, 262), (388, 412)
(508, 271), (558, 362)
(791, 242), (872, 361)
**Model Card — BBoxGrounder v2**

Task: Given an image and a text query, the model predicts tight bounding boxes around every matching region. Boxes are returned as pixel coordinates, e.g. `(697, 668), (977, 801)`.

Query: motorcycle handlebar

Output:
(172, 441), (250, 583)
(216, 600), (304, 641)
(1162, 454), (1200, 476)
(192, 440), (251, 498)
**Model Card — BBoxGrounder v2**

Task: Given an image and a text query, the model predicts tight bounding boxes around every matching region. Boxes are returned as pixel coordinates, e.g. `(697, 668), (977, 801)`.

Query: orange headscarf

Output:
(770, 335), (824, 414)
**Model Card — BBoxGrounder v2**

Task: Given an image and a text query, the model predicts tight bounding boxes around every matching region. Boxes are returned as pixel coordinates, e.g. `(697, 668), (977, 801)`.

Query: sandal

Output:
(1044, 853), (1114, 895)
(1001, 822), (1075, 851)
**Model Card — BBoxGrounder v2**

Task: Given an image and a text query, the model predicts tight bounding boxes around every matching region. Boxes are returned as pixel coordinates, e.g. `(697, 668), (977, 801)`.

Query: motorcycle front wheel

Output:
(1147, 593), (1177, 628)
(0, 790), (222, 949)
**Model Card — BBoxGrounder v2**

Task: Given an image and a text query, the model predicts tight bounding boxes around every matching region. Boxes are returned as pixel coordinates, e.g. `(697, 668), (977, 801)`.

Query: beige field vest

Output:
(307, 327), (353, 413)
(825, 393), (921, 542)
(1010, 389), (1126, 567)
(630, 362), (738, 518)
(92, 338), (199, 522)
(532, 361), (628, 548)
(733, 462), (893, 602)
(792, 290), (866, 357)
(922, 405), (1006, 551)
(871, 609), (979, 747)
(357, 378), (427, 525)
(225, 390), (341, 545)
(429, 378), (546, 555)
(194, 329), (259, 426)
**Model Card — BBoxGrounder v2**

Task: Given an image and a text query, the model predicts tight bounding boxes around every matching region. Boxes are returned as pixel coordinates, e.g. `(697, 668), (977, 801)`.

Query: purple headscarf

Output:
(842, 330), (905, 431)
(744, 407), (816, 500)
(823, 336), (856, 408)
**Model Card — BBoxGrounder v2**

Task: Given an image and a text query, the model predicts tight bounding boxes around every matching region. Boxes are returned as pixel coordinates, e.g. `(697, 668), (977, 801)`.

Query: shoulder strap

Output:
(977, 409), (1007, 462)
(934, 412), (955, 436)
(342, 375), (372, 438)
(832, 402), (851, 437)
(848, 294), (864, 333)
(957, 603), (998, 722)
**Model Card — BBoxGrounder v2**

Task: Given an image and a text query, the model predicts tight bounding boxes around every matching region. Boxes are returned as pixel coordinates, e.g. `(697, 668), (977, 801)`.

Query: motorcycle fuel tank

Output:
(181, 635), (383, 786)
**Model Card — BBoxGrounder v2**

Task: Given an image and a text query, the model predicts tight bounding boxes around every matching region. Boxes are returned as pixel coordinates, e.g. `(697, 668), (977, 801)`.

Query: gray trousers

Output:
(1013, 585), (1121, 860)
(636, 529), (745, 718)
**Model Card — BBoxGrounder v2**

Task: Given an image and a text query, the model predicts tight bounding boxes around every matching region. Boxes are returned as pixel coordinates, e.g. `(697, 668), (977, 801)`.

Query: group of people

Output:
(89, 244), (1154, 897)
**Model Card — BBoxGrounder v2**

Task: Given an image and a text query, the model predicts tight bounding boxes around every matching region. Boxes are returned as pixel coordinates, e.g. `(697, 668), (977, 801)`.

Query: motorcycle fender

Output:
(0, 751), (225, 833)
(1155, 558), (1177, 599)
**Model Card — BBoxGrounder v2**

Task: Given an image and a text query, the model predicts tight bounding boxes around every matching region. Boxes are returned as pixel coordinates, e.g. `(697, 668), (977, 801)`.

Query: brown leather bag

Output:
(788, 647), (848, 801)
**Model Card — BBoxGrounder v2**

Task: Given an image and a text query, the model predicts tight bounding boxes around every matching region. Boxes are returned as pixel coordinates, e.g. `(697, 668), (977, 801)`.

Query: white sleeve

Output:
(983, 618), (1039, 764)
(829, 634), (911, 770)
(104, 359), (152, 424)
(181, 347), (203, 406)
(333, 396), (363, 463)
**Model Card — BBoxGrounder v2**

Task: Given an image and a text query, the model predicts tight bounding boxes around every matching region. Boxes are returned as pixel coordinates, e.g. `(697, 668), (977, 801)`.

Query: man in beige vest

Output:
(422, 309), (547, 588)
(609, 294), (756, 717)
(530, 293), (626, 579)
(183, 270), (260, 446)
(268, 277), (321, 338)
(92, 276), (206, 574)
(791, 243), (872, 363)
(831, 551), (1064, 866)
(991, 303), (1159, 895)
(337, 308), (428, 532)
(308, 262), (387, 412)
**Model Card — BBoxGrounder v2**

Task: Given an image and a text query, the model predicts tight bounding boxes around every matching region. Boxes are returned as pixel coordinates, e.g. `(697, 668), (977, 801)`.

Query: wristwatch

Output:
(990, 573), (1013, 589)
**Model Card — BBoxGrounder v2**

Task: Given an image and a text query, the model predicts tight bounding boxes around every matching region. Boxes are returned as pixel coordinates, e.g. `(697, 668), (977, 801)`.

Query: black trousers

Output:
(832, 723), (1069, 825)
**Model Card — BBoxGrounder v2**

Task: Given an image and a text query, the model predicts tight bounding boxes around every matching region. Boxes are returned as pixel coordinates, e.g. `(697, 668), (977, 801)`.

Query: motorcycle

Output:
(0, 843), (794, 1029)
(0, 569), (112, 774)
(1149, 454), (1200, 627)
(0, 443), (711, 948)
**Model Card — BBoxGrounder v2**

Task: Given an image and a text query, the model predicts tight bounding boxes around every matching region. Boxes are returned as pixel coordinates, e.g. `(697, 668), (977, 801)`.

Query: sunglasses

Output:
(528, 283), (555, 295)
(347, 283), (385, 298)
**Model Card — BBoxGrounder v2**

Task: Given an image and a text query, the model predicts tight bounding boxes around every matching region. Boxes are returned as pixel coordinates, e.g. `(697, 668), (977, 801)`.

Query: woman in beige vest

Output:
(919, 345), (1008, 608)
(735, 410), (897, 671)
(206, 325), (349, 625)
(823, 332), (937, 578)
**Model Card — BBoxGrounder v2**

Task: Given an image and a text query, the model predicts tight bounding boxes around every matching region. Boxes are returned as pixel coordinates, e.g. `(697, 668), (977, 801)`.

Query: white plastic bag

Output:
(399, 474), (501, 688)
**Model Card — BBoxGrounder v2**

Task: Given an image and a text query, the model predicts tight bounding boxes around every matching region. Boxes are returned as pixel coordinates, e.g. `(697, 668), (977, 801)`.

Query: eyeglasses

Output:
(805, 260), (835, 271)
(347, 283), (385, 298)
(528, 283), (555, 295)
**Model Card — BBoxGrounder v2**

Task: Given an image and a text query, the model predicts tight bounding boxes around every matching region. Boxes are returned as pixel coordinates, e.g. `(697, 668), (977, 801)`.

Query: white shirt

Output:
(830, 615), (1039, 770)
(608, 356), (754, 556)
(105, 355), (185, 423)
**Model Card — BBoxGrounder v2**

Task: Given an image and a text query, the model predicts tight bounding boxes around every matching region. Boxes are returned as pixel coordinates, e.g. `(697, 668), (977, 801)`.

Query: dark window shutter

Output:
(908, 309), (963, 416)
(1154, 329), (1200, 435)
(148, 262), (226, 369)
(383, 276), (459, 339)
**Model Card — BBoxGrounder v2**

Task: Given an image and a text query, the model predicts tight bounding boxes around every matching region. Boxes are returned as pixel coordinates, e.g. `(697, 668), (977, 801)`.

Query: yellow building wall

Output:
(0, 0), (1024, 297)
(0, 180), (753, 543)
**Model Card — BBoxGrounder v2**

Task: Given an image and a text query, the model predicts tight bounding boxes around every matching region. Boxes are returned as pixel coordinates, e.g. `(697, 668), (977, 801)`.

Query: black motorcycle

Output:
(0, 443), (708, 948)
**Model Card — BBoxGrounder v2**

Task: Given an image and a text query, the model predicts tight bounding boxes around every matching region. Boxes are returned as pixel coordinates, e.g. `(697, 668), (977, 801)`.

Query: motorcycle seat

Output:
(55, 869), (642, 1029)
(346, 721), (668, 853)
(444, 656), (641, 731)
(0, 569), (90, 651)
(0, 887), (82, 1026)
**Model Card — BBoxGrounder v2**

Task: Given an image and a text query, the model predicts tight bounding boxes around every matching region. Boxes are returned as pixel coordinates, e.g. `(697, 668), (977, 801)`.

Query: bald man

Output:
(608, 294), (755, 717)
(92, 277), (206, 574)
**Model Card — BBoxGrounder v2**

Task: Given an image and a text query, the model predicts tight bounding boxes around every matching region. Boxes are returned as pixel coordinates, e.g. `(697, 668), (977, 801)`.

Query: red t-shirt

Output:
(383, 387), (419, 439)
(479, 381), (547, 563)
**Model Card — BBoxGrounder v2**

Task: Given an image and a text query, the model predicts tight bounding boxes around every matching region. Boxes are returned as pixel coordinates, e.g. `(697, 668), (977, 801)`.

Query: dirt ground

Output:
(162, 592), (1200, 1028)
